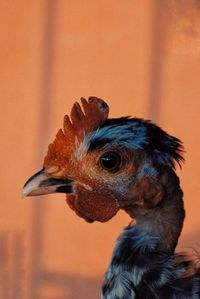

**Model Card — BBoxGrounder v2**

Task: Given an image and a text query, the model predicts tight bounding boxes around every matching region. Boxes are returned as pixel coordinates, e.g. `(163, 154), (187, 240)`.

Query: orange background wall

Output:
(0, 1), (200, 298)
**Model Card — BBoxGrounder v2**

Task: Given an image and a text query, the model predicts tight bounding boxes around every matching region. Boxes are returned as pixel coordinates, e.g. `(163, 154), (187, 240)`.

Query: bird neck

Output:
(124, 168), (185, 252)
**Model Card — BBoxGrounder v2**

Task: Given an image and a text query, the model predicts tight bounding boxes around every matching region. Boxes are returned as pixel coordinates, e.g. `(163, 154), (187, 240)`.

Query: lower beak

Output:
(22, 168), (73, 197)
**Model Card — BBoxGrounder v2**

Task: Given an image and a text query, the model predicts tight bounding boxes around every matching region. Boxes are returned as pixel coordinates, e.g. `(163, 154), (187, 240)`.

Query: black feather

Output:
(100, 117), (185, 169)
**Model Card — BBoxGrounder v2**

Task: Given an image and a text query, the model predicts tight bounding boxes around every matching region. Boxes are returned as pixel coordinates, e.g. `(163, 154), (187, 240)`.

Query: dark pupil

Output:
(100, 152), (121, 172)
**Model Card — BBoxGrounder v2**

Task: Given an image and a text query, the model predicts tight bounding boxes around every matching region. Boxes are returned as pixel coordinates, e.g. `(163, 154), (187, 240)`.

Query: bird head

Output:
(22, 97), (184, 223)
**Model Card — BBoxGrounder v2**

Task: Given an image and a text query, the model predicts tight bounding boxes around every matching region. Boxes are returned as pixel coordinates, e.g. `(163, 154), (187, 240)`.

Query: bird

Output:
(22, 97), (200, 298)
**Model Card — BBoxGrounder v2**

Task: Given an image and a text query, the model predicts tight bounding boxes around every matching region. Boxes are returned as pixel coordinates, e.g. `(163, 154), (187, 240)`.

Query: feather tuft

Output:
(44, 97), (109, 169)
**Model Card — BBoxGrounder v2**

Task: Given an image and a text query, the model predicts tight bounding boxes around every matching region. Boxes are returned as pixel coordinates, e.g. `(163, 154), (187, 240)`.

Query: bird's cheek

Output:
(66, 190), (120, 223)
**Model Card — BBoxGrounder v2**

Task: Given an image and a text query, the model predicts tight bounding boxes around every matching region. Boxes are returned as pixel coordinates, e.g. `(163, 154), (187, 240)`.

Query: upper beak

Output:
(22, 168), (73, 197)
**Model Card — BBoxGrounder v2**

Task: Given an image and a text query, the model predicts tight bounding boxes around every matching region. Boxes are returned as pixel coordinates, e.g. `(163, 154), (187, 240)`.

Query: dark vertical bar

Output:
(12, 233), (24, 299)
(0, 234), (11, 299)
(30, 1), (57, 298)
(147, 0), (168, 122)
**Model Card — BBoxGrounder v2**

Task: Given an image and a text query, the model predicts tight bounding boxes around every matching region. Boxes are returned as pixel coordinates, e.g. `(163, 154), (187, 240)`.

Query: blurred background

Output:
(0, 0), (200, 298)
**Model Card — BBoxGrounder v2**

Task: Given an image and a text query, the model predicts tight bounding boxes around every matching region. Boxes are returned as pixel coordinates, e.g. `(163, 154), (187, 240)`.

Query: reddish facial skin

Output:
(43, 97), (121, 222)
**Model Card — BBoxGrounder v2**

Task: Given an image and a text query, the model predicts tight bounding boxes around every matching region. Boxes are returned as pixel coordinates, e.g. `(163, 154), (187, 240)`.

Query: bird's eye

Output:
(100, 152), (122, 172)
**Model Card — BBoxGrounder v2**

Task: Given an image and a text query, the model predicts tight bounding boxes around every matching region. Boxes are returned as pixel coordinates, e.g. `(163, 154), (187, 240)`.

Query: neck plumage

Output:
(124, 168), (185, 252)
(102, 169), (200, 299)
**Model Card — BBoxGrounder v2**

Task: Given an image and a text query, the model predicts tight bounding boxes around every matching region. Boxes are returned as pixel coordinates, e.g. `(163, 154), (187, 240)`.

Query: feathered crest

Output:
(144, 120), (185, 169)
(88, 117), (184, 169)
(44, 97), (109, 168)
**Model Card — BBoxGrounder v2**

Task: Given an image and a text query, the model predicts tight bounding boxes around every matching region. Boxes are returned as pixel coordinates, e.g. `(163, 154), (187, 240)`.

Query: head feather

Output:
(88, 117), (184, 169)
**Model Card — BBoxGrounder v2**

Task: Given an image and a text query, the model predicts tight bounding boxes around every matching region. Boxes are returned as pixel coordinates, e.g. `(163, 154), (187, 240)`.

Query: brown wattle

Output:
(66, 190), (119, 223)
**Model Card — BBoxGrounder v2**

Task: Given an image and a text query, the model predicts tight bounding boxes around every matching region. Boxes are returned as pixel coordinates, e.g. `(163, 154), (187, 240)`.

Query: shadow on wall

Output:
(0, 233), (102, 299)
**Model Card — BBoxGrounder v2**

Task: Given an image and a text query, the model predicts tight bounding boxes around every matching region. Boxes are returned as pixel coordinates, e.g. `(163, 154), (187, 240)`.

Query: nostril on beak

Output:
(45, 166), (60, 175)
(44, 166), (65, 177)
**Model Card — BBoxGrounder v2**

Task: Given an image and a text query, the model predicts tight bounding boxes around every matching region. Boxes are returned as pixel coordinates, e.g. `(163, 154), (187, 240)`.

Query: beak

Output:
(22, 168), (73, 197)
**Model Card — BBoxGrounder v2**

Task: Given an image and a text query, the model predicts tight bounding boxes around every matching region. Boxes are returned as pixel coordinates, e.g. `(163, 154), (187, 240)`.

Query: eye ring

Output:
(99, 151), (122, 172)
